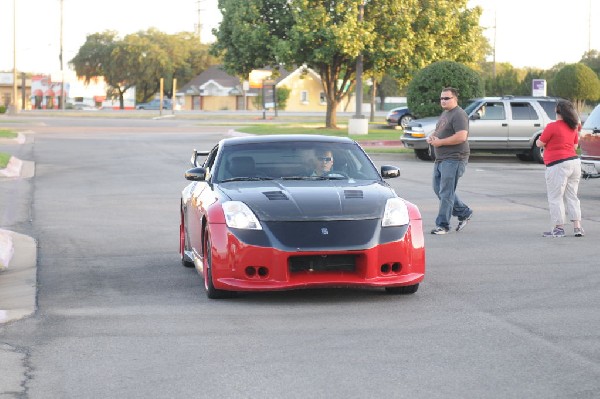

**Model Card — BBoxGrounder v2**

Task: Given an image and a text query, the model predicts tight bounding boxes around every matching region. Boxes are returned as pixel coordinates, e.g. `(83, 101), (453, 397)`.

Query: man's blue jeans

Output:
(432, 159), (471, 229)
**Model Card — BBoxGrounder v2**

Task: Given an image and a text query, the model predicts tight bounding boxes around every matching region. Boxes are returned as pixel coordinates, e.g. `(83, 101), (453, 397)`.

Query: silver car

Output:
(401, 96), (559, 163)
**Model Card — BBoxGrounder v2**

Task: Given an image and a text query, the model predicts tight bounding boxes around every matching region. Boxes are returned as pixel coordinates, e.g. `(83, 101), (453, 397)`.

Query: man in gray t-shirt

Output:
(426, 87), (473, 234)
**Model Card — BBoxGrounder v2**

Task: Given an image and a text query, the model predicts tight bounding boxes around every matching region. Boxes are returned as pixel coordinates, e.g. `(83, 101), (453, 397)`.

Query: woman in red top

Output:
(536, 99), (583, 237)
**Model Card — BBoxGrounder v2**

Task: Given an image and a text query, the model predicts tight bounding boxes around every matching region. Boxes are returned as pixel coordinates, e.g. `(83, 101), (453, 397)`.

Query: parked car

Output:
(579, 104), (600, 178)
(70, 102), (97, 111)
(401, 96), (560, 163)
(179, 134), (425, 299)
(135, 98), (172, 110)
(385, 106), (414, 129)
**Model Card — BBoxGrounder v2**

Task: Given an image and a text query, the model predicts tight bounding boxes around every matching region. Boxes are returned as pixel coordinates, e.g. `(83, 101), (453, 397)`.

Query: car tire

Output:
(203, 230), (235, 299)
(180, 211), (194, 268)
(385, 283), (419, 295)
(531, 142), (544, 164)
(414, 149), (433, 161)
(516, 153), (533, 161)
(399, 114), (413, 129)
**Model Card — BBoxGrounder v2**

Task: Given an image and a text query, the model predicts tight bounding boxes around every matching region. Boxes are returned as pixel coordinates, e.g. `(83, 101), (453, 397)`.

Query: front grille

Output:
(289, 255), (356, 273)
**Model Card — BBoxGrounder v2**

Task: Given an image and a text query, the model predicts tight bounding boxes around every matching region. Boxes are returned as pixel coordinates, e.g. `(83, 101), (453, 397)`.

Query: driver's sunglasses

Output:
(318, 157), (333, 162)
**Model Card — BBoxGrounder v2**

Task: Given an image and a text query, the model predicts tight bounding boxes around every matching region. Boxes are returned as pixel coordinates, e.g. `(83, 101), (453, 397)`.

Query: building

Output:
(0, 73), (31, 111)
(178, 65), (336, 112)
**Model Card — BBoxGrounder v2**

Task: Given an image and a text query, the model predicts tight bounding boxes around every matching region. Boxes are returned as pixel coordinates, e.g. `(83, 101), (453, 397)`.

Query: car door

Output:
(507, 101), (543, 149)
(468, 101), (509, 149)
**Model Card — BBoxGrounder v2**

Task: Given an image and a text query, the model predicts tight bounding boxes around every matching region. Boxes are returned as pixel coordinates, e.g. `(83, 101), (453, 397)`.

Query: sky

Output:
(0, 0), (597, 75)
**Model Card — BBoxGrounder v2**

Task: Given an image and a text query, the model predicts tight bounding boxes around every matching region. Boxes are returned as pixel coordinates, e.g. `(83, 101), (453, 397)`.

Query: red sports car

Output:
(180, 135), (425, 298)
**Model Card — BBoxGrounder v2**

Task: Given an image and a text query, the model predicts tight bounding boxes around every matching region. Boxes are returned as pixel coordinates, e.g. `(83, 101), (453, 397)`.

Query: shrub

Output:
(407, 61), (484, 118)
(553, 63), (600, 112)
(0, 105), (6, 114)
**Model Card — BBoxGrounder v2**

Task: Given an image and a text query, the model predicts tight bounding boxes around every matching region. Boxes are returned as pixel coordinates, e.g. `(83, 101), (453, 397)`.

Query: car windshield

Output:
(583, 105), (600, 129)
(214, 141), (381, 183)
(463, 100), (482, 116)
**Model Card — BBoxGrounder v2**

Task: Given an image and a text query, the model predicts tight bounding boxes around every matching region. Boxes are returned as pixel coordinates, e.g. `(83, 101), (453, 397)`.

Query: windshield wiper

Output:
(280, 176), (313, 180)
(221, 177), (274, 182)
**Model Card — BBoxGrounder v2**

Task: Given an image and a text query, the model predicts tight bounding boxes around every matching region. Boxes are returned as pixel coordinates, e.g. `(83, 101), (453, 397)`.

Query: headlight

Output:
(382, 198), (409, 227)
(222, 201), (262, 230)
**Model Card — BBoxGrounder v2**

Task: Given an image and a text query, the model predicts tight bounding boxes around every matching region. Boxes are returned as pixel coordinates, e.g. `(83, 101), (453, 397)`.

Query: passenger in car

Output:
(536, 99), (584, 238)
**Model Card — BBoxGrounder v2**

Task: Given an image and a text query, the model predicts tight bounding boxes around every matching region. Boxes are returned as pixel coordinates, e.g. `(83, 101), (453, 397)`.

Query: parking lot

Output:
(1, 116), (599, 398)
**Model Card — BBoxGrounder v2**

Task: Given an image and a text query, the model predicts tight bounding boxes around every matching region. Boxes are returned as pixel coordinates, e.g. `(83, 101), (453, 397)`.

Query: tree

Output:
(479, 62), (521, 96)
(211, 0), (488, 128)
(514, 68), (546, 96)
(69, 31), (134, 109)
(376, 74), (400, 110)
(406, 61), (484, 118)
(70, 29), (218, 108)
(580, 49), (600, 79)
(552, 63), (600, 112)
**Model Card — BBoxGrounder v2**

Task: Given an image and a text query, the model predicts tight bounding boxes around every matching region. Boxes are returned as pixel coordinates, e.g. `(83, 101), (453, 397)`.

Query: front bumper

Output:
(581, 158), (600, 178)
(400, 134), (428, 150)
(205, 222), (425, 292)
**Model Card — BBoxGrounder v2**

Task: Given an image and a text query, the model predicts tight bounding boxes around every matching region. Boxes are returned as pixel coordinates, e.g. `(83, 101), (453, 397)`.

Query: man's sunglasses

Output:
(440, 96), (454, 101)
(318, 157), (333, 162)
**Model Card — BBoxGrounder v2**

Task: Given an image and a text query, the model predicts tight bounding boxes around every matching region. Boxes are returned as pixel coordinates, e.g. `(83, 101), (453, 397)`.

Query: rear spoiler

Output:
(190, 149), (210, 167)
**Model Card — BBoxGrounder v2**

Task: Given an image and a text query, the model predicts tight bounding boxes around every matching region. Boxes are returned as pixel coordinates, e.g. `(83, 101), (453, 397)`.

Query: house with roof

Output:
(178, 65), (331, 112)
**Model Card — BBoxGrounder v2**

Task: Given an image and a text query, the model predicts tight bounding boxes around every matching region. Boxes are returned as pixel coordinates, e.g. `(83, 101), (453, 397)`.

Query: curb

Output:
(0, 156), (23, 178)
(0, 230), (37, 324)
(0, 231), (14, 270)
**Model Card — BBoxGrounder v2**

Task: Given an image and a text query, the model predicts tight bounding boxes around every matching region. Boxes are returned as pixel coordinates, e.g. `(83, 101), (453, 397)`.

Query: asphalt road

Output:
(1, 116), (600, 398)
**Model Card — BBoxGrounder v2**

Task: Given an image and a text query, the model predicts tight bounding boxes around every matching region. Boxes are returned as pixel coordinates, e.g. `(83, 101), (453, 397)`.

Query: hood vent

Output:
(263, 191), (289, 200)
(344, 190), (364, 199)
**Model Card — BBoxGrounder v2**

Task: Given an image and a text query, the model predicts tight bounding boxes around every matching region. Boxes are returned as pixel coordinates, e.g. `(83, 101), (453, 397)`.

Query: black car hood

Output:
(217, 180), (395, 221)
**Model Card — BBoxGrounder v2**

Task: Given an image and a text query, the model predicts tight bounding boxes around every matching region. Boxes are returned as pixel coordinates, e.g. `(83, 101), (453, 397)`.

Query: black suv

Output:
(401, 96), (560, 163)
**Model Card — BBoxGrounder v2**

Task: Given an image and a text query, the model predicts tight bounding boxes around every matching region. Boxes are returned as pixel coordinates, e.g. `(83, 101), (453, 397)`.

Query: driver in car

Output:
(312, 150), (334, 176)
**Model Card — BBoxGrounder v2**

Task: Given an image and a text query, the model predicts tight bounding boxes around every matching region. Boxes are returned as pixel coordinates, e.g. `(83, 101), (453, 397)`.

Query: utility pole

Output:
(492, 10), (497, 79)
(60, 0), (65, 110)
(195, 0), (203, 43)
(589, 0), (592, 53)
(10, 0), (19, 114)
(348, 0), (368, 135)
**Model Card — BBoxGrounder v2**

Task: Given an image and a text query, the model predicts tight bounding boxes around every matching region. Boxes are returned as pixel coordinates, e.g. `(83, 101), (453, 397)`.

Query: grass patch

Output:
(0, 129), (18, 139)
(236, 123), (401, 141)
(0, 152), (11, 168)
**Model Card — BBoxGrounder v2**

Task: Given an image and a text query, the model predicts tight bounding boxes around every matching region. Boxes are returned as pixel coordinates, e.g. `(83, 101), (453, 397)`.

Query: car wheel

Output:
(531, 142), (544, 164)
(180, 211), (194, 268)
(414, 149), (433, 161)
(203, 230), (235, 299)
(516, 153), (533, 161)
(385, 283), (419, 295)
(399, 114), (413, 129)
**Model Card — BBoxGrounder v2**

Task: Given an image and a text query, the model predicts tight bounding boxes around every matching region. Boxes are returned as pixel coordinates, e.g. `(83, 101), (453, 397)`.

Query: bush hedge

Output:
(407, 61), (484, 118)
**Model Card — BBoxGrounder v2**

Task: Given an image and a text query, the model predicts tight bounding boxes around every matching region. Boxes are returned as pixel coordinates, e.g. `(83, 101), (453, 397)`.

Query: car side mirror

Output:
(470, 113), (481, 120)
(381, 165), (400, 179)
(185, 167), (208, 181)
